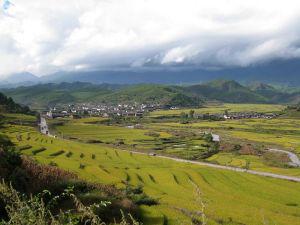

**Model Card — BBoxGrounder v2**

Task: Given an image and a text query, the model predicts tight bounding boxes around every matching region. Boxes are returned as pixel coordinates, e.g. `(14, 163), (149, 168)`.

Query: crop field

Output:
(152, 118), (300, 152)
(146, 117), (300, 176)
(2, 121), (300, 225)
(150, 104), (285, 117)
(47, 112), (300, 176)
(50, 117), (214, 159)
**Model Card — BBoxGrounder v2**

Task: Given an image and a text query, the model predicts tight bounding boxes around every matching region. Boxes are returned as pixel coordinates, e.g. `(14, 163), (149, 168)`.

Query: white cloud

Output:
(1, 0), (300, 77)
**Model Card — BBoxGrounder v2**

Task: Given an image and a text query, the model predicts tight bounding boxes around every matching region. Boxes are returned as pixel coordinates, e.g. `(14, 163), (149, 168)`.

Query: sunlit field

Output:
(150, 104), (285, 117)
(2, 120), (300, 225)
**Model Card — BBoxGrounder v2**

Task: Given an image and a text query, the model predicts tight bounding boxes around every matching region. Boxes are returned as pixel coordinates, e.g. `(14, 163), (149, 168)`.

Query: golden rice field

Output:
(2, 121), (300, 225)
(150, 104), (285, 117)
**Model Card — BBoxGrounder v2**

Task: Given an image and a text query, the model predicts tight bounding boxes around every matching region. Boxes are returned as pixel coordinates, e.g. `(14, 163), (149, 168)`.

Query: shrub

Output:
(132, 194), (158, 206)
(115, 139), (125, 145)
(66, 151), (73, 158)
(16, 145), (32, 151)
(0, 181), (140, 225)
(79, 163), (86, 169)
(0, 134), (14, 148)
(86, 140), (103, 144)
(48, 161), (57, 167)
(49, 150), (65, 157)
(148, 174), (156, 183)
(80, 153), (85, 158)
(92, 154), (96, 159)
(32, 147), (46, 155)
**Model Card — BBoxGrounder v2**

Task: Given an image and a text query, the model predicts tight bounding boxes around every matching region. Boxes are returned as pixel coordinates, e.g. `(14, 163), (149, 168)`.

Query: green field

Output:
(152, 118), (300, 152)
(146, 118), (300, 176)
(48, 107), (300, 177)
(150, 104), (285, 117)
(53, 119), (171, 144)
(2, 120), (300, 225)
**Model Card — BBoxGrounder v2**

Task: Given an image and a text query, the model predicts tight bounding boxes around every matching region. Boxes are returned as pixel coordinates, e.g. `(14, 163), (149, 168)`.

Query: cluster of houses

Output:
(193, 112), (278, 120)
(44, 103), (162, 119)
(222, 112), (278, 120)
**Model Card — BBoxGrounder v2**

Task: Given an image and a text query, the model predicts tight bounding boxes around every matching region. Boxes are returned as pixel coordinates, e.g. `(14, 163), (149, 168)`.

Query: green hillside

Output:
(0, 92), (31, 114)
(2, 80), (300, 109)
(2, 83), (202, 109)
(186, 80), (268, 103)
(96, 84), (202, 107)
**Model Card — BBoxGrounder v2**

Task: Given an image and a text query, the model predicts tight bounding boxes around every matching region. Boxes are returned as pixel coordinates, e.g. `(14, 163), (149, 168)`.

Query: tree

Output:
(189, 110), (195, 118)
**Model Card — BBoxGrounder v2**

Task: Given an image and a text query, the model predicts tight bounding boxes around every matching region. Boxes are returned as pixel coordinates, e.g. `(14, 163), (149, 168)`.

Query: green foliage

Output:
(32, 147), (47, 155)
(0, 181), (140, 225)
(0, 92), (32, 114)
(49, 150), (65, 157)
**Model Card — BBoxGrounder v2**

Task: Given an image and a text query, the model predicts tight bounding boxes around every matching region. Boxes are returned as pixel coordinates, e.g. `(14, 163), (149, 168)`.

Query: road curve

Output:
(268, 148), (300, 167)
(39, 118), (300, 183)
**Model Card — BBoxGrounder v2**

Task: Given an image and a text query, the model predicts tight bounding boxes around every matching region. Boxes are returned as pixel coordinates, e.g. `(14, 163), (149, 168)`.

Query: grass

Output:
(3, 123), (300, 225)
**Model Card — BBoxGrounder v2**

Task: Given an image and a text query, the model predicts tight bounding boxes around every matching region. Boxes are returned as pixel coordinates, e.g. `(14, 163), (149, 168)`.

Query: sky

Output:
(1, 0), (300, 77)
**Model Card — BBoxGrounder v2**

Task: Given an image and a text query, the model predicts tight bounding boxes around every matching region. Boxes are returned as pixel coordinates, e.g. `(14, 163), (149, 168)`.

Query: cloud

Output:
(1, 0), (300, 76)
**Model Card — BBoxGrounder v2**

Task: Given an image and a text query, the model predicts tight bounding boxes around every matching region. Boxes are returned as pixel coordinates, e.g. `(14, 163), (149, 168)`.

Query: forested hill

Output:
(2, 80), (300, 109)
(0, 92), (31, 114)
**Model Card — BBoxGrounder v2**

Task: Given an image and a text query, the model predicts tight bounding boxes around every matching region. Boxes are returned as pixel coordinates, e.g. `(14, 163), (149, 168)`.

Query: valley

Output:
(1, 101), (300, 224)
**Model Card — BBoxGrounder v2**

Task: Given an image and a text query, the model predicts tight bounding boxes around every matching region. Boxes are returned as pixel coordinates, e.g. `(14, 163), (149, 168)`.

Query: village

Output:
(44, 102), (279, 121)
(44, 102), (161, 119)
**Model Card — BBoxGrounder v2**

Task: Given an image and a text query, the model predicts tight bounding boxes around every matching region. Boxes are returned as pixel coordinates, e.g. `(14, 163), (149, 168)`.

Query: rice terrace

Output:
(2, 1), (300, 224)
(1, 101), (300, 225)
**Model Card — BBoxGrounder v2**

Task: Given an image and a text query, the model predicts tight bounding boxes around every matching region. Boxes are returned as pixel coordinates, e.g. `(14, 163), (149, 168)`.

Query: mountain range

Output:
(2, 80), (300, 110)
(2, 59), (300, 87)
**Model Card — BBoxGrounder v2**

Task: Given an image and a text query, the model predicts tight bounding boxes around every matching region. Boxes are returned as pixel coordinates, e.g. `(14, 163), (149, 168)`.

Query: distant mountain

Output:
(0, 72), (40, 88)
(3, 80), (299, 109)
(39, 58), (300, 86)
(2, 58), (300, 87)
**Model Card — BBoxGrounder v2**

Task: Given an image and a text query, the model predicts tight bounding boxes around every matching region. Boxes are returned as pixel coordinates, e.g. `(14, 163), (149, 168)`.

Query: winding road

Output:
(39, 117), (300, 183)
(268, 148), (300, 167)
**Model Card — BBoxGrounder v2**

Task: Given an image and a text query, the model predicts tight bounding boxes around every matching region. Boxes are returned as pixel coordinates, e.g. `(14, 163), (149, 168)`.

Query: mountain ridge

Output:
(2, 80), (299, 109)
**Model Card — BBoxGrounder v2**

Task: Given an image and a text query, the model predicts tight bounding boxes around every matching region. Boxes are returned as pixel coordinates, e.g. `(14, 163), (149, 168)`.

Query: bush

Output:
(80, 153), (85, 158)
(16, 145), (32, 151)
(49, 150), (65, 157)
(32, 147), (46, 155)
(66, 151), (73, 158)
(132, 194), (158, 206)
(0, 134), (14, 148)
(86, 139), (103, 144)
(48, 161), (57, 167)
(79, 163), (86, 169)
(0, 181), (140, 225)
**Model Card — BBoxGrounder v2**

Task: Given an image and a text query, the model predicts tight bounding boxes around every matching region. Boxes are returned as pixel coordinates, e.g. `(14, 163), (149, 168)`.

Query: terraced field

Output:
(147, 118), (300, 176)
(3, 122), (300, 225)
(150, 104), (285, 117)
(50, 117), (213, 159)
